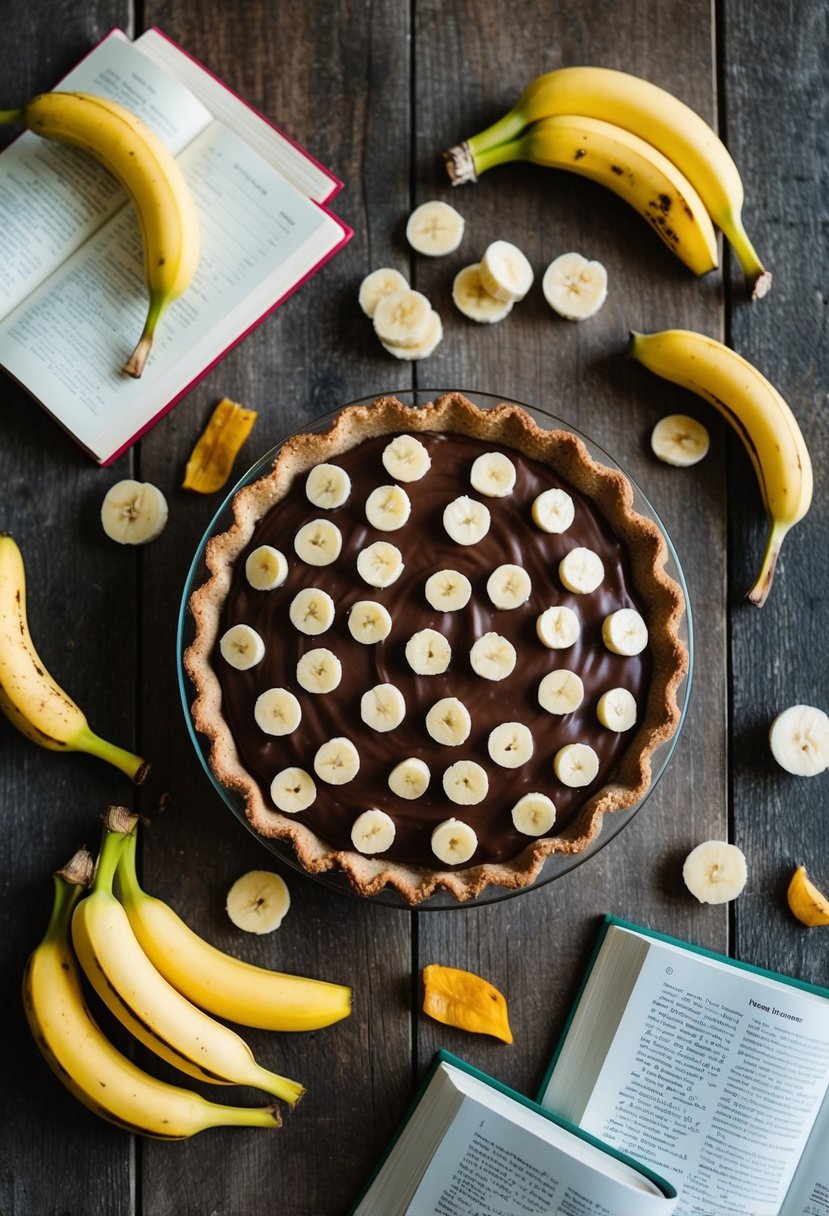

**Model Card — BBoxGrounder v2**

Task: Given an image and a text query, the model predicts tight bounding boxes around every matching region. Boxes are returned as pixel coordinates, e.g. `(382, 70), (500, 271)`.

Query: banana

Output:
(226, 870), (291, 934)
(538, 669), (584, 715)
(289, 587), (335, 635)
(511, 792), (557, 836)
(559, 547), (605, 594)
(23, 848), (280, 1138)
(443, 760), (489, 805)
(348, 599), (393, 644)
(629, 329), (813, 605)
(405, 200), (465, 255)
(0, 534), (147, 782)
(443, 495), (491, 544)
(382, 434), (432, 482)
(373, 288), (433, 346)
(305, 463), (352, 510)
(245, 544), (289, 590)
(358, 267), (409, 317)
(380, 309), (443, 361)
(388, 757), (431, 799)
(602, 609), (649, 656)
(360, 682), (406, 732)
(488, 721), (534, 768)
(294, 519), (342, 565)
(682, 840), (747, 904)
(351, 809), (397, 854)
(554, 742), (600, 788)
(444, 66), (769, 294)
(425, 697), (472, 747)
(425, 568), (472, 612)
(452, 263), (514, 323)
(313, 737), (360, 785)
(786, 865), (829, 927)
(469, 631), (516, 680)
(4, 91), (200, 375)
(650, 414), (710, 467)
(72, 813), (304, 1106)
(253, 688), (302, 736)
(219, 623), (266, 670)
(357, 540), (405, 587)
(365, 484), (412, 531)
(470, 451), (517, 497)
(479, 239), (534, 302)
(542, 252), (608, 320)
(532, 487), (575, 533)
(597, 687), (638, 732)
(116, 823), (352, 1030)
(270, 766), (316, 813)
(101, 480), (168, 544)
(769, 705), (829, 777)
(536, 605), (580, 649)
(296, 647), (342, 694)
(406, 628), (452, 675)
(431, 818), (478, 864)
(487, 563), (532, 609)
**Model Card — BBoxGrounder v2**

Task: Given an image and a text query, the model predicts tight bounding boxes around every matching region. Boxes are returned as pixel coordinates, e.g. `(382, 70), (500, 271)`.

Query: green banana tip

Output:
(0, 108), (25, 126)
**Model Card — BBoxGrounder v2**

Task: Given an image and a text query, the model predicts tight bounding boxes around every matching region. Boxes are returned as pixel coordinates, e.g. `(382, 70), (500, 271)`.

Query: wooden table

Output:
(2, 2), (827, 1212)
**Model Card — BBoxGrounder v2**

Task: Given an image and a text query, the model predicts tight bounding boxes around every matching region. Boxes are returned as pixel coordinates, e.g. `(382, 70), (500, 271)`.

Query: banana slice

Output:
(682, 840), (747, 904)
(226, 870), (291, 934)
(470, 451), (517, 498)
(559, 547), (605, 594)
(314, 737), (360, 785)
(289, 587), (335, 635)
(382, 434), (432, 482)
(365, 484), (412, 531)
(602, 609), (649, 656)
(361, 683), (406, 732)
(357, 540), (405, 588)
(769, 705), (829, 776)
(406, 628), (452, 675)
(245, 544), (288, 590)
(305, 463), (352, 509)
(488, 721), (534, 768)
(296, 647), (342, 694)
(405, 199), (465, 256)
(431, 818), (478, 865)
(426, 697), (472, 746)
(101, 479), (168, 544)
(348, 600), (393, 644)
(479, 239), (534, 303)
(538, 669), (584, 714)
(350, 808), (397, 854)
(425, 568), (472, 612)
(651, 414), (710, 467)
(486, 563), (532, 610)
(358, 267), (409, 317)
(536, 606), (580, 649)
(787, 864), (829, 926)
(553, 743), (600, 788)
(469, 632), (516, 681)
(542, 252), (608, 320)
(388, 757), (431, 800)
(219, 624), (265, 670)
(532, 488), (575, 534)
(254, 688), (302, 736)
(511, 792), (557, 837)
(443, 495), (491, 545)
(452, 263), (514, 323)
(373, 288), (433, 347)
(597, 687), (638, 732)
(380, 309), (443, 361)
(294, 519), (343, 566)
(442, 760), (489, 806)
(270, 766), (316, 813)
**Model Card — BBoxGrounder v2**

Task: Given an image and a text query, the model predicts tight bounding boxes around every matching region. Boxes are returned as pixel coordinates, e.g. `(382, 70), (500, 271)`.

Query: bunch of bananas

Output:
(444, 67), (769, 296)
(23, 807), (352, 1139)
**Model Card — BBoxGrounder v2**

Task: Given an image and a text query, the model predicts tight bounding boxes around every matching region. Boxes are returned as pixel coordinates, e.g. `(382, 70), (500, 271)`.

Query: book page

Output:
(0, 31), (212, 320)
(782, 1088), (829, 1215)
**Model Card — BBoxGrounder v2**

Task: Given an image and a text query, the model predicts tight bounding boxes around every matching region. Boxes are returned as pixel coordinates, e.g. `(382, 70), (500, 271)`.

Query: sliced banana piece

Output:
(479, 239), (534, 303)
(101, 479), (168, 544)
(254, 688), (302, 736)
(787, 864), (829, 926)
(443, 761), (489, 806)
(348, 600), (392, 644)
(443, 495), (491, 545)
(219, 624), (265, 670)
(296, 647), (342, 694)
(425, 568), (472, 612)
(542, 252), (608, 320)
(351, 808), (396, 854)
(486, 563), (532, 610)
(381, 309), (443, 361)
(373, 288), (433, 347)
(226, 870), (290, 934)
(357, 540), (405, 588)
(361, 683), (406, 732)
(469, 632), (516, 681)
(603, 609), (649, 656)
(538, 669), (584, 715)
(532, 488), (575, 534)
(431, 818), (478, 865)
(270, 766), (316, 813)
(358, 267), (409, 317)
(305, 463), (351, 509)
(488, 721), (534, 768)
(511, 792), (557, 836)
(388, 757), (431, 800)
(426, 697), (471, 746)
(365, 484), (412, 531)
(554, 743), (600, 788)
(314, 737), (360, 785)
(452, 263), (513, 324)
(470, 451), (517, 498)
(382, 434), (432, 482)
(245, 544), (288, 590)
(769, 705), (829, 776)
(682, 840), (747, 904)
(405, 200), (465, 256)
(651, 414), (710, 467)
(289, 587), (335, 635)
(406, 628), (452, 675)
(294, 519), (342, 566)
(597, 687), (638, 732)
(537, 606), (580, 649)
(559, 547), (605, 594)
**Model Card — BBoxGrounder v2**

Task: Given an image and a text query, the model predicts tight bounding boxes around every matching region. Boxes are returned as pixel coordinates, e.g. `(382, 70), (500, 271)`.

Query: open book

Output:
(539, 917), (829, 1216)
(350, 1050), (677, 1215)
(0, 28), (351, 464)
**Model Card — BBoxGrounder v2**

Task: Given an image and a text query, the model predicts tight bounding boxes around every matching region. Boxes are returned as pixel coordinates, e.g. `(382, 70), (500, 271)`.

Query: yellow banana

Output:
(116, 819), (353, 1031)
(468, 114), (718, 276)
(23, 848), (281, 1139)
(0, 91), (200, 375)
(629, 329), (812, 606)
(71, 809), (305, 1106)
(444, 66), (769, 296)
(787, 865), (829, 927)
(0, 533), (148, 781)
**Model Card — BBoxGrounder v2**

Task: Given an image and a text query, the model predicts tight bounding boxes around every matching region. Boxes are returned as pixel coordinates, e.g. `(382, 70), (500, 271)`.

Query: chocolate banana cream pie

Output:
(185, 392), (687, 904)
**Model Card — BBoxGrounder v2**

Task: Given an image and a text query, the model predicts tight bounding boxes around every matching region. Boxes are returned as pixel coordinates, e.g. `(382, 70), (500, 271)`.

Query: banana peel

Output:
(787, 865), (829, 927)
(422, 964), (513, 1044)
(183, 398), (257, 493)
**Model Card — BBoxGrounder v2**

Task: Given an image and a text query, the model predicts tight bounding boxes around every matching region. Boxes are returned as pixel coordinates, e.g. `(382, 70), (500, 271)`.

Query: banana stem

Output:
(206, 1104), (281, 1130)
(747, 518), (789, 606)
(470, 136), (526, 178)
(123, 291), (166, 378)
(91, 823), (128, 897)
(75, 724), (149, 783)
(44, 870), (86, 944)
(466, 110), (527, 159)
(0, 108), (24, 125)
(115, 826), (143, 903)
(722, 209), (772, 299)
